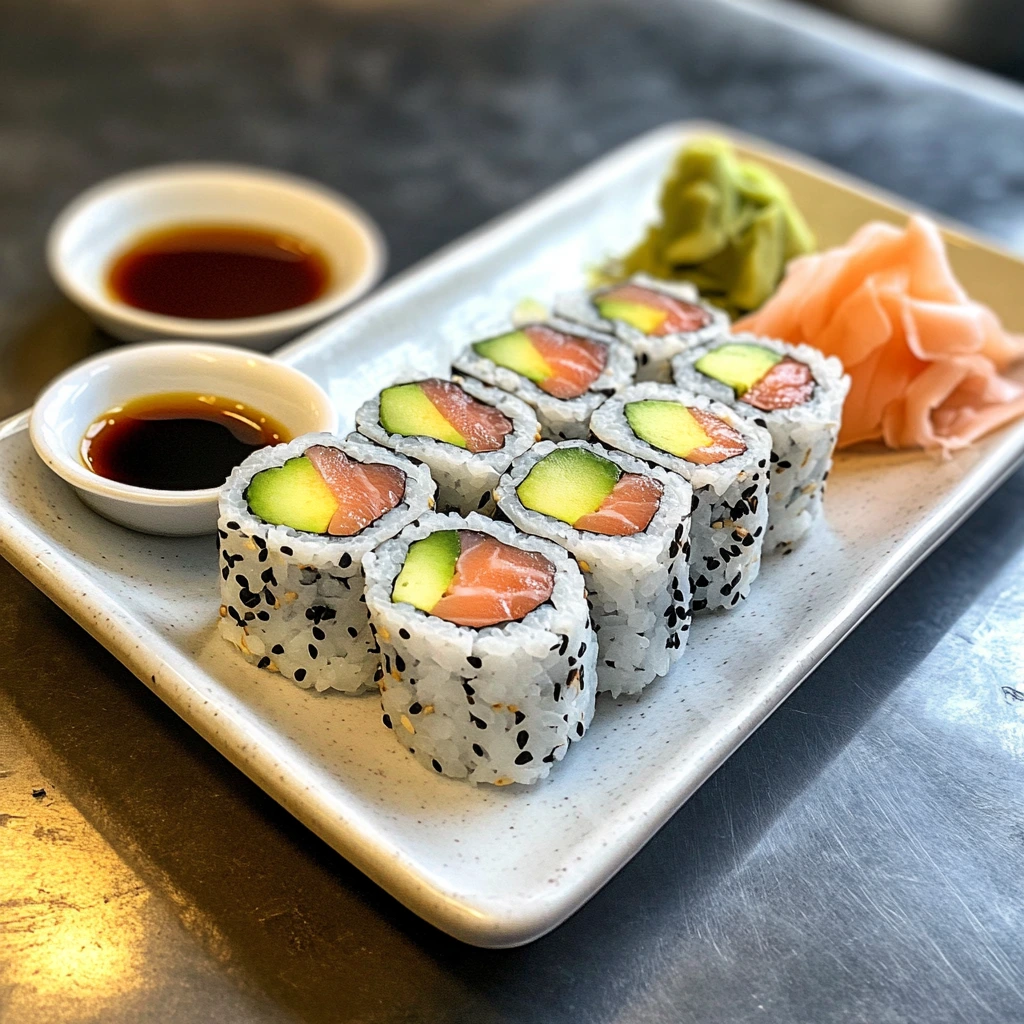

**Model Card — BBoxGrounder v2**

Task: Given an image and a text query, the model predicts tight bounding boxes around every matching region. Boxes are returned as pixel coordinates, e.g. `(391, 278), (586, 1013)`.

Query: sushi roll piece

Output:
(555, 273), (728, 382)
(452, 319), (636, 440)
(218, 433), (435, 693)
(354, 375), (539, 515)
(363, 512), (597, 785)
(672, 335), (850, 550)
(590, 384), (772, 613)
(495, 440), (693, 697)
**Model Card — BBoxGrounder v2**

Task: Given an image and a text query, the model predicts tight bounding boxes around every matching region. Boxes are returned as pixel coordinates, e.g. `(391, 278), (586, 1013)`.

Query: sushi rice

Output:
(363, 512), (597, 785)
(452, 318), (636, 440)
(218, 432), (435, 694)
(672, 334), (850, 550)
(589, 384), (772, 613)
(495, 440), (693, 697)
(354, 375), (539, 516)
(554, 273), (729, 382)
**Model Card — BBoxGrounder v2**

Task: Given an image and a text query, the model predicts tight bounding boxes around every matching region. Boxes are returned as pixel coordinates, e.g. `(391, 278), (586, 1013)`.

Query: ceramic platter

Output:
(2, 122), (1023, 947)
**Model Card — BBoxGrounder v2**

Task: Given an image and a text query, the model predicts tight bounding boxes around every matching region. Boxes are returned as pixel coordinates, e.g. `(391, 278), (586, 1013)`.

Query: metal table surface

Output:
(1, 1), (1023, 1021)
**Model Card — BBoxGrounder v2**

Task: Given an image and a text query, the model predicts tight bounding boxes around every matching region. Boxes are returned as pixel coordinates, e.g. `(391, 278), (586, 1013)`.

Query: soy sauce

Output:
(81, 393), (290, 490)
(107, 225), (331, 320)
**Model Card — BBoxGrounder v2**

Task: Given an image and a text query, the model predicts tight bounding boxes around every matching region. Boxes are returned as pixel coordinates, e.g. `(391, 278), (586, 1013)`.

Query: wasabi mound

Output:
(612, 137), (815, 316)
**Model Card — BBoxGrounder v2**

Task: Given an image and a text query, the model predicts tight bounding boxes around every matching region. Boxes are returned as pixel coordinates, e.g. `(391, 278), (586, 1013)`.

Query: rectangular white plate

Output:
(3, 122), (1024, 948)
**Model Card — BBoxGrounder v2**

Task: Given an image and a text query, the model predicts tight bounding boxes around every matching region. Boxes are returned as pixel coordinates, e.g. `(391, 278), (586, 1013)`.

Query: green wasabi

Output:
(611, 137), (815, 316)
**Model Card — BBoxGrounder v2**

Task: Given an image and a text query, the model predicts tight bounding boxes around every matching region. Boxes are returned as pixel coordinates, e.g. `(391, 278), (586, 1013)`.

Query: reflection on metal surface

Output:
(0, 731), (148, 1021)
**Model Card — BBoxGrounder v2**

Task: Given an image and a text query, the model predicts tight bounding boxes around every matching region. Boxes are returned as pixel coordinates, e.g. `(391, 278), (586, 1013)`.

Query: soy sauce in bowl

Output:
(108, 225), (331, 320)
(81, 393), (290, 491)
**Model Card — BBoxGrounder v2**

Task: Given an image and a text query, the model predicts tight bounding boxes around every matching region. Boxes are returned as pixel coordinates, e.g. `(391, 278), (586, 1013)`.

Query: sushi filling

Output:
(516, 447), (662, 536)
(594, 283), (712, 337)
(695, 342), (814, 411)
(379, 378), (513, 453)
(245, 445), (406, 536)
(472, 324), (608, 399)
(392, 530), (554, 628)
(625, 400), (746, 465)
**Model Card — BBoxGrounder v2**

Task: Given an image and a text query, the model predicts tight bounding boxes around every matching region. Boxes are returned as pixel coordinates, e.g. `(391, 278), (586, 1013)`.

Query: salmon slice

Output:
(430, 531), (555, 628)
(598, 284), (712, 336)
(419, 378), (513, 454)
(742, 358), (815, 411)
(524, 325), (607, 399)
(685, 408), (747, 465)
(305, 445), (406, 536)
(574, 473), (663, 536)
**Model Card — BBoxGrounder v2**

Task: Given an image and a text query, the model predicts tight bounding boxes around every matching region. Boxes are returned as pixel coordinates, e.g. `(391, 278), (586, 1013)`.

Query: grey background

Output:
(1, 1), (1023, 1022)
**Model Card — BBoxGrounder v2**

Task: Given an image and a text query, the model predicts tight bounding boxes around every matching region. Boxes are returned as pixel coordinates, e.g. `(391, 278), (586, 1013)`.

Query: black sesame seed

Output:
(516, 730), (529, 749)
(348, 626), (358, 638)
(432, 759), (443, 773)
(280, 545), (293, 556)
(294, 668), (307, 682)
(472, 743), (485, 757)
(409, 702), (423, 715)
(399, 628), (411, 640)
(256, 656), (270, 669)
(467, 655), (482, 669)
(514, 751), (533, 765)
(339, 552), (352, 569)
(395, 654), (406, 672)
(514, 710), (526, 725)
(382, 714), (393, 729)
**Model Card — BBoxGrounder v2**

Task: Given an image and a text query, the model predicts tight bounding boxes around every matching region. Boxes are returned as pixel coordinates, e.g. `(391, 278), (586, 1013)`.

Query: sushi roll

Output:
(354, 375), (539, 515)
(218, 433), (435, 693)
(590, 384), (772, 613)
(495, 441), (692, 697)
(672, 335), (850, 550)
(363, 512), (597, 785)
(452, 319), (635, 440)
(555, 273), (728, 382)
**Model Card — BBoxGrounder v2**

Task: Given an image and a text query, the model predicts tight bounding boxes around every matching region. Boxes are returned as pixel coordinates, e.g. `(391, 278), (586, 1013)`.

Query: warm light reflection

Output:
(1, 783), (149, 1018)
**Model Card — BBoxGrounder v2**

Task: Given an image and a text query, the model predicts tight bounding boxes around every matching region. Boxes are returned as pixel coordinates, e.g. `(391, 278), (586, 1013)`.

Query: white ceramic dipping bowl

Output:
(29, 342), (338, 536)
(47, 163), (386, 350)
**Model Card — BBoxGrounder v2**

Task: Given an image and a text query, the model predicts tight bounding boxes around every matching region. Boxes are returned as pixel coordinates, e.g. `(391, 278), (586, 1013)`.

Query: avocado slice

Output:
(517, 447), (619, 526)
(245, 456), (337, 534)
(595, 298), (666, 335)
(694, 343), (781, 396)
(392, 530), (461, 613)
(625, 400), (711, 459)
(473, 330), (552, 384)
(379, 383), (467, 448)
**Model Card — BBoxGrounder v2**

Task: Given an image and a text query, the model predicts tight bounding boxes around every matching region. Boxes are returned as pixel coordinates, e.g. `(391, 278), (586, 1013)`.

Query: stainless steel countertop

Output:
(1, 1), (1023, 1021)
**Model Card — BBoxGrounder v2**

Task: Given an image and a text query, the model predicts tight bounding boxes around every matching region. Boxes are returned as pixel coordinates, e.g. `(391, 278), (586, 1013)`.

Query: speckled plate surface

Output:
(2, 123), (1024, 948)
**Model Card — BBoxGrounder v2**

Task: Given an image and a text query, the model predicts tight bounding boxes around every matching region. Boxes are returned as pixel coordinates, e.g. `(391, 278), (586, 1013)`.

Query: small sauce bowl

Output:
(47, 163), (386, 350)
(29, 342), (338, 536)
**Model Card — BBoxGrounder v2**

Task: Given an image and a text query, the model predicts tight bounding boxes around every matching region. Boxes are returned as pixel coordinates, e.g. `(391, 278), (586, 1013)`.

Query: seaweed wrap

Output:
(496, 440), (692, 697)
(363, 512), (597, 785)
(555, 273), (728, 382)
(672, 334), (849, 550)
(218, 432), (435, 693)
(354, 375), (539, 515)
(452, 319), (635, 440)
(590, 384), (772, 613)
